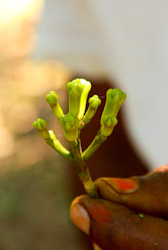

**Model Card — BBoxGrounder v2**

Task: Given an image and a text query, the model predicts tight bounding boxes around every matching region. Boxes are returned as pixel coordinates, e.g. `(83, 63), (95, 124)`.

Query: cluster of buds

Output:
(33, 78), (126, 160)
(33, 78), (126, 196)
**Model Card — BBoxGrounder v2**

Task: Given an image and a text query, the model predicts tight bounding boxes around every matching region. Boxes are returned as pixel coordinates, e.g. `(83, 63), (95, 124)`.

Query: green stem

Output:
(69, 140), (98, 197)
(46, 130), (74, 161)
(82, 130), (107, 160)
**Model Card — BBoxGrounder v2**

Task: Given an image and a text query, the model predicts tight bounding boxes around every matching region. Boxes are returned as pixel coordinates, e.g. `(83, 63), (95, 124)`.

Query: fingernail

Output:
(70, 201), (90, 235)
(103, 177), (138, 193)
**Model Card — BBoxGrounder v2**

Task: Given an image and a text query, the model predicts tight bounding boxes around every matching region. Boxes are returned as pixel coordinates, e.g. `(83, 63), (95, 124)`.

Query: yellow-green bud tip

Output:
(59, 112), (79, 141)
(46, 91), (58, 106)
(61, 112), (78, 130)
(33, 118), (47, 130)
(105, 117), (118, 127)
(67, 79), (91, 93)
(107, 88), (126, 106)
(89, 95), (101, 109)
(67, 78), (91, 119)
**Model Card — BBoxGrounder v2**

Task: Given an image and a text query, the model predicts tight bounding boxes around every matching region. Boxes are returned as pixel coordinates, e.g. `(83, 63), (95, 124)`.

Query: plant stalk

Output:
(46, 131), (74, 161)
(82, 130), (107, 160)
(69, 140), (98, 198)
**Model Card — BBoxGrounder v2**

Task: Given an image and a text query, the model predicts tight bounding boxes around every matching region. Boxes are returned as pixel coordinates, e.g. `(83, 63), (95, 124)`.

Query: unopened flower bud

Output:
(46, 91), (64, 119)
(82, 95), (101, 125)
(67, 79), (91, 120)
(60, 112), (79, 141)
(100, 89), (126, 137)
(33, 118), (49, 139)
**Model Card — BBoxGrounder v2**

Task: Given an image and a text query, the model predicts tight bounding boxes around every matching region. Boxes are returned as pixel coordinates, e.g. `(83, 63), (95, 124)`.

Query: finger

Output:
(70, 195), (168, 250)
(95, 167), (168, 218)
(151, 164), (168, 173)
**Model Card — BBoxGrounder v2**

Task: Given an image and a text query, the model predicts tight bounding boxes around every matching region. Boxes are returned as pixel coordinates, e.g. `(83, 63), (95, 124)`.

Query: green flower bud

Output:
(100, 89), (126, 137)
(46, 91), (64, 119)
(82, 95), (101, 125)
(89, 95), (101, 109)
(46, 91), (58, 106)
(59, 112), (79, 141)
(33, 118), (47, 130)
(33, 118), (50, 139)
(101, 117), (118, 137)
(67, 79), (91, 120)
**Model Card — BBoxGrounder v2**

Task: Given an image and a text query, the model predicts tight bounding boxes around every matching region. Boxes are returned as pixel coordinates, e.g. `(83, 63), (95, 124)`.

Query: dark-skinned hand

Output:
(70, 164), (168, 250)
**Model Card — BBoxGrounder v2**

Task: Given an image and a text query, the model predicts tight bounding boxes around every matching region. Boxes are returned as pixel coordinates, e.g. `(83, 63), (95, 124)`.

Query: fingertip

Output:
(70, 195), (85, 210)
(70, 195), (90, 235)
(152, 164), (168, 173)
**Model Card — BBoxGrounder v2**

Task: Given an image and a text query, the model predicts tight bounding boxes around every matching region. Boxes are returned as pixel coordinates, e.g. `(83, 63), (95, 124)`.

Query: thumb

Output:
(70, 195), (168, 250)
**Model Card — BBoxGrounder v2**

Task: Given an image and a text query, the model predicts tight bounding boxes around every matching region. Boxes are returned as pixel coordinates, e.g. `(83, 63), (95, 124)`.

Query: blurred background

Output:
(0, 0), (167, 249)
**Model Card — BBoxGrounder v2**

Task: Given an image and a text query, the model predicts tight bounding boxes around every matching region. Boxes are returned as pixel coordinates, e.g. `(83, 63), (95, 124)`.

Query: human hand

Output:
(70, 165), (168, 250)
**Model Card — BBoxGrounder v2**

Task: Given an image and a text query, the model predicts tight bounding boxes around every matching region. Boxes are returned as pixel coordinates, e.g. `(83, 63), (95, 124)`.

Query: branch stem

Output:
(46, 130), (74, 161)
(82, 130), (107, 160)
(69, 140), (98, 197)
